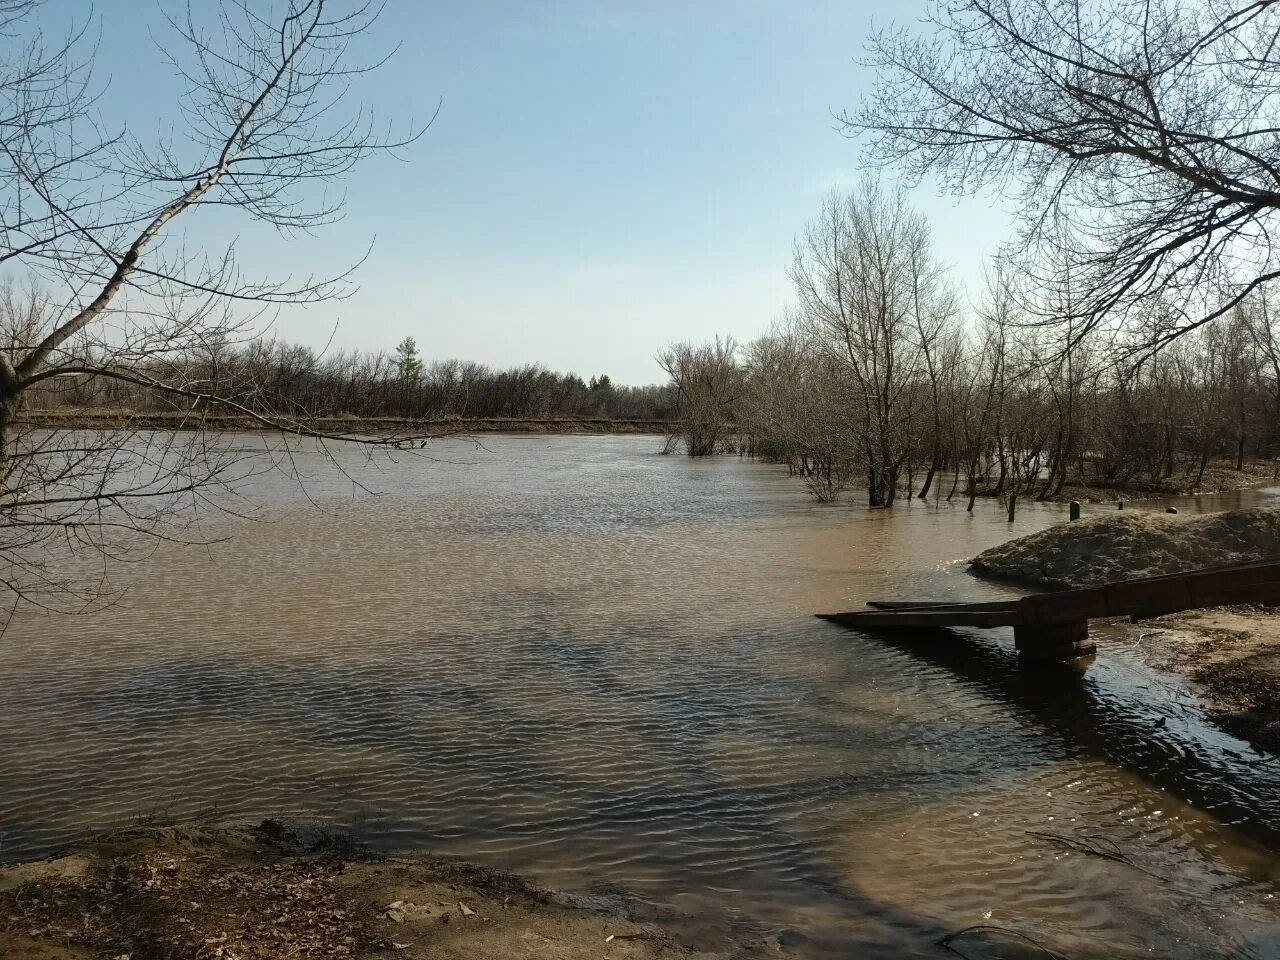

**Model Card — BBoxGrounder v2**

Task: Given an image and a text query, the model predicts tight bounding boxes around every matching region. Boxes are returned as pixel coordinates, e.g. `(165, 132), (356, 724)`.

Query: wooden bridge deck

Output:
(819, 559), (1280, 661)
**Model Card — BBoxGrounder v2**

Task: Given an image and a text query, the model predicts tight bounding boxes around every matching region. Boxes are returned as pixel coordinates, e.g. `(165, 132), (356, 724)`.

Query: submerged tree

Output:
(657, 337), (739, 456)
(790, 180), (958, 506)
(846, 0), (1280, 353)
(0, 0), (426, 612)
(739, 320), (860, 501)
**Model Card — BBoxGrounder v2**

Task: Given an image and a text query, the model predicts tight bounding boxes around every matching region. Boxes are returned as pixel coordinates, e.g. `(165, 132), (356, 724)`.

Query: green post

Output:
(1069, 500), (1081, 521)
(1007, 494), (1017, 523)
(1118, 500), (1124, 510)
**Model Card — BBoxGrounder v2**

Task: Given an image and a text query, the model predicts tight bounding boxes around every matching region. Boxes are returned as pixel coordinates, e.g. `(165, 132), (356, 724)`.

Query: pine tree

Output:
(395, 337), (422, 382)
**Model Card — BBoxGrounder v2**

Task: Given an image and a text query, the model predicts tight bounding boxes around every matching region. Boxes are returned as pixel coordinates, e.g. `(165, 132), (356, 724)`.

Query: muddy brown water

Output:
(3, 434), (1280, 958)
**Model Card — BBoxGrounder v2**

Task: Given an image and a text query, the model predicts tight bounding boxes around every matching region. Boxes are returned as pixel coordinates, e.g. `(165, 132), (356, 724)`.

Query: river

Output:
(3, 434), (1280, 958)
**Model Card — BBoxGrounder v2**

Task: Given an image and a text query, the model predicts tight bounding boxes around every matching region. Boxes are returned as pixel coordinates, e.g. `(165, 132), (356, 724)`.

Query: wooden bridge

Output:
(818, 559), (1280, 661)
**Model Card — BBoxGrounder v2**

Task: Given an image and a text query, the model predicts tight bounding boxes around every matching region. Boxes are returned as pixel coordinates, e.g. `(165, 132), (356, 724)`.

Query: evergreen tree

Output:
(395, 337), (423, 382)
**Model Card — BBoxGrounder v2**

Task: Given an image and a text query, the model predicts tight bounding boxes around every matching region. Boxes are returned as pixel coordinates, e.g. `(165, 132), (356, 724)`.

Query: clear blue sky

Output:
(40, 1), (1011, 384)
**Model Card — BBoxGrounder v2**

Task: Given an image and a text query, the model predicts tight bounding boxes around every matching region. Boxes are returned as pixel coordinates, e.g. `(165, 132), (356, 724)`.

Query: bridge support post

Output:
(1014, 620), (1095, 661)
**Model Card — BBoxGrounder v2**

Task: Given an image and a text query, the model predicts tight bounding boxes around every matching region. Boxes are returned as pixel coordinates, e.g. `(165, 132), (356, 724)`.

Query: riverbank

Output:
(959, 460), (1277, 506)
(969, 506), (1280, 751)
(0, 822), (737, 960)
(15, 410), (669, 436)
(1136, 605), (1280, 753)
(1049, 461), (1279, 504)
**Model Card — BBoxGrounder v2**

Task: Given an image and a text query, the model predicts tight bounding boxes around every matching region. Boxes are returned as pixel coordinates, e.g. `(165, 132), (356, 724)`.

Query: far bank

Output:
(16, 410), (670, 437)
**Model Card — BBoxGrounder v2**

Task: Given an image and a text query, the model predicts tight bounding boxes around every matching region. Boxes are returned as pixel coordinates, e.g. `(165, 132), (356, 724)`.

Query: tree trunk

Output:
(1194, 440), (1211, 486)
(993, 438), (1007, 495)
(918, 463), (937, 500)
(947, 454), (961, 501)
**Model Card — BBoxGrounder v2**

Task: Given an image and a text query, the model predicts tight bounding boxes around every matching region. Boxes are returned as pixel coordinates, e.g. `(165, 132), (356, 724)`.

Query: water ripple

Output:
(2, 435), (1279, 958)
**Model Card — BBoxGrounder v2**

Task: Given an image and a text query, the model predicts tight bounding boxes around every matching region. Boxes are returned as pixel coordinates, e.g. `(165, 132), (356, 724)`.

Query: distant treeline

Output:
(28, 336), (676, 423)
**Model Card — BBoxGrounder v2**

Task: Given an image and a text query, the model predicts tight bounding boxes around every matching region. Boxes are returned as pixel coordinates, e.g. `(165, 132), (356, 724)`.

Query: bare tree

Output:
(791, 180), (955, 506)
(739, 318), (860, 501)
(744, 236), (1280, 508)
(0, 1), (428, 612)
(657, 337), (739, 456)
(908, 235), (960, 499)
(1243, 290), (1280, 457)
(846, 0), (1280, 353)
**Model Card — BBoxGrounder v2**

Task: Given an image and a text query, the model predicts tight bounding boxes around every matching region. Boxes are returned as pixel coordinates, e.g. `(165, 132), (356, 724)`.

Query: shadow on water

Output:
(829, 621), (1280, 855)
(0, 656), (1128, 959)
(3, 625), (1276, 958)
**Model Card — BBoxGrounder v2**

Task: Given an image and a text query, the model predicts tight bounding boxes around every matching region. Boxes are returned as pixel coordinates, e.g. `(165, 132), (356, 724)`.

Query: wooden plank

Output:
(818, 608), (1024, 628)
(1103, 576), (1194, 618)
(1025, 560), (1280, 623)
(1024, 587), (1109, 623)
(819, 559), (1280, 638)
(1188, 564), (1280, 596)
(865, 600), (1020, 612)
(1101, 558), (1280, 589)
(1186, 576), (1280, 608)
(1100, 564), (1276, 616)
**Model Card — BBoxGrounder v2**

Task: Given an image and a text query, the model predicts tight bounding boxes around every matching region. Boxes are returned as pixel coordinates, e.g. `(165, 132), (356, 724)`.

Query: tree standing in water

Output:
(657, 337), (739, 456)
(789, 180), (957, 507)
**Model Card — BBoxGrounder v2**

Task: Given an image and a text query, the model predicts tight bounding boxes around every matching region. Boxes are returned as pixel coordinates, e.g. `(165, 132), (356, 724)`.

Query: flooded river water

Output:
(3, 434), (1280, 957)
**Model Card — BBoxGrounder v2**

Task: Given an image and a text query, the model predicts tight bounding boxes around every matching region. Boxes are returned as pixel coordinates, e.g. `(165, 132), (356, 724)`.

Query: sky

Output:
(36, 1), (1014, 384)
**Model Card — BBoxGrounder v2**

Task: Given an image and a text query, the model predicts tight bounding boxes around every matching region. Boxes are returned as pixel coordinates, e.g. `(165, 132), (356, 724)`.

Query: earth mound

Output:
(970, 507), (1280, 588)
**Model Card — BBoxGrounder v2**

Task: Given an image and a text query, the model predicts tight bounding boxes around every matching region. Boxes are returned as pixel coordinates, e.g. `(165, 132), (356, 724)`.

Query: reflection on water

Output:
(3, 435), (1280, 958)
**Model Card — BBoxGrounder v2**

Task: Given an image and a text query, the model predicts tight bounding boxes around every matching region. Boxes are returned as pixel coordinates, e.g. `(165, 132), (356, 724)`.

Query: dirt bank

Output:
(1137, 605), (1280, 752)
(1049, 461), (1279, 504)
(971, 506), (1280, 588)
(16, 410), (669, 436)
(0, 823), (749, 960)
(970, 507), (1280, 752)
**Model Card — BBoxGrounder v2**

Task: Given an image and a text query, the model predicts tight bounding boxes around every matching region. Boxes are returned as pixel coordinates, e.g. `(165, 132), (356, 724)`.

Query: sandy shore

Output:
(0, 823), (743, 960)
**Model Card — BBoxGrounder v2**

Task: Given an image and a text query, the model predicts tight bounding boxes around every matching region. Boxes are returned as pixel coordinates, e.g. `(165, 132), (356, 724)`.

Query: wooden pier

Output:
(819, 560), (1280, 661)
